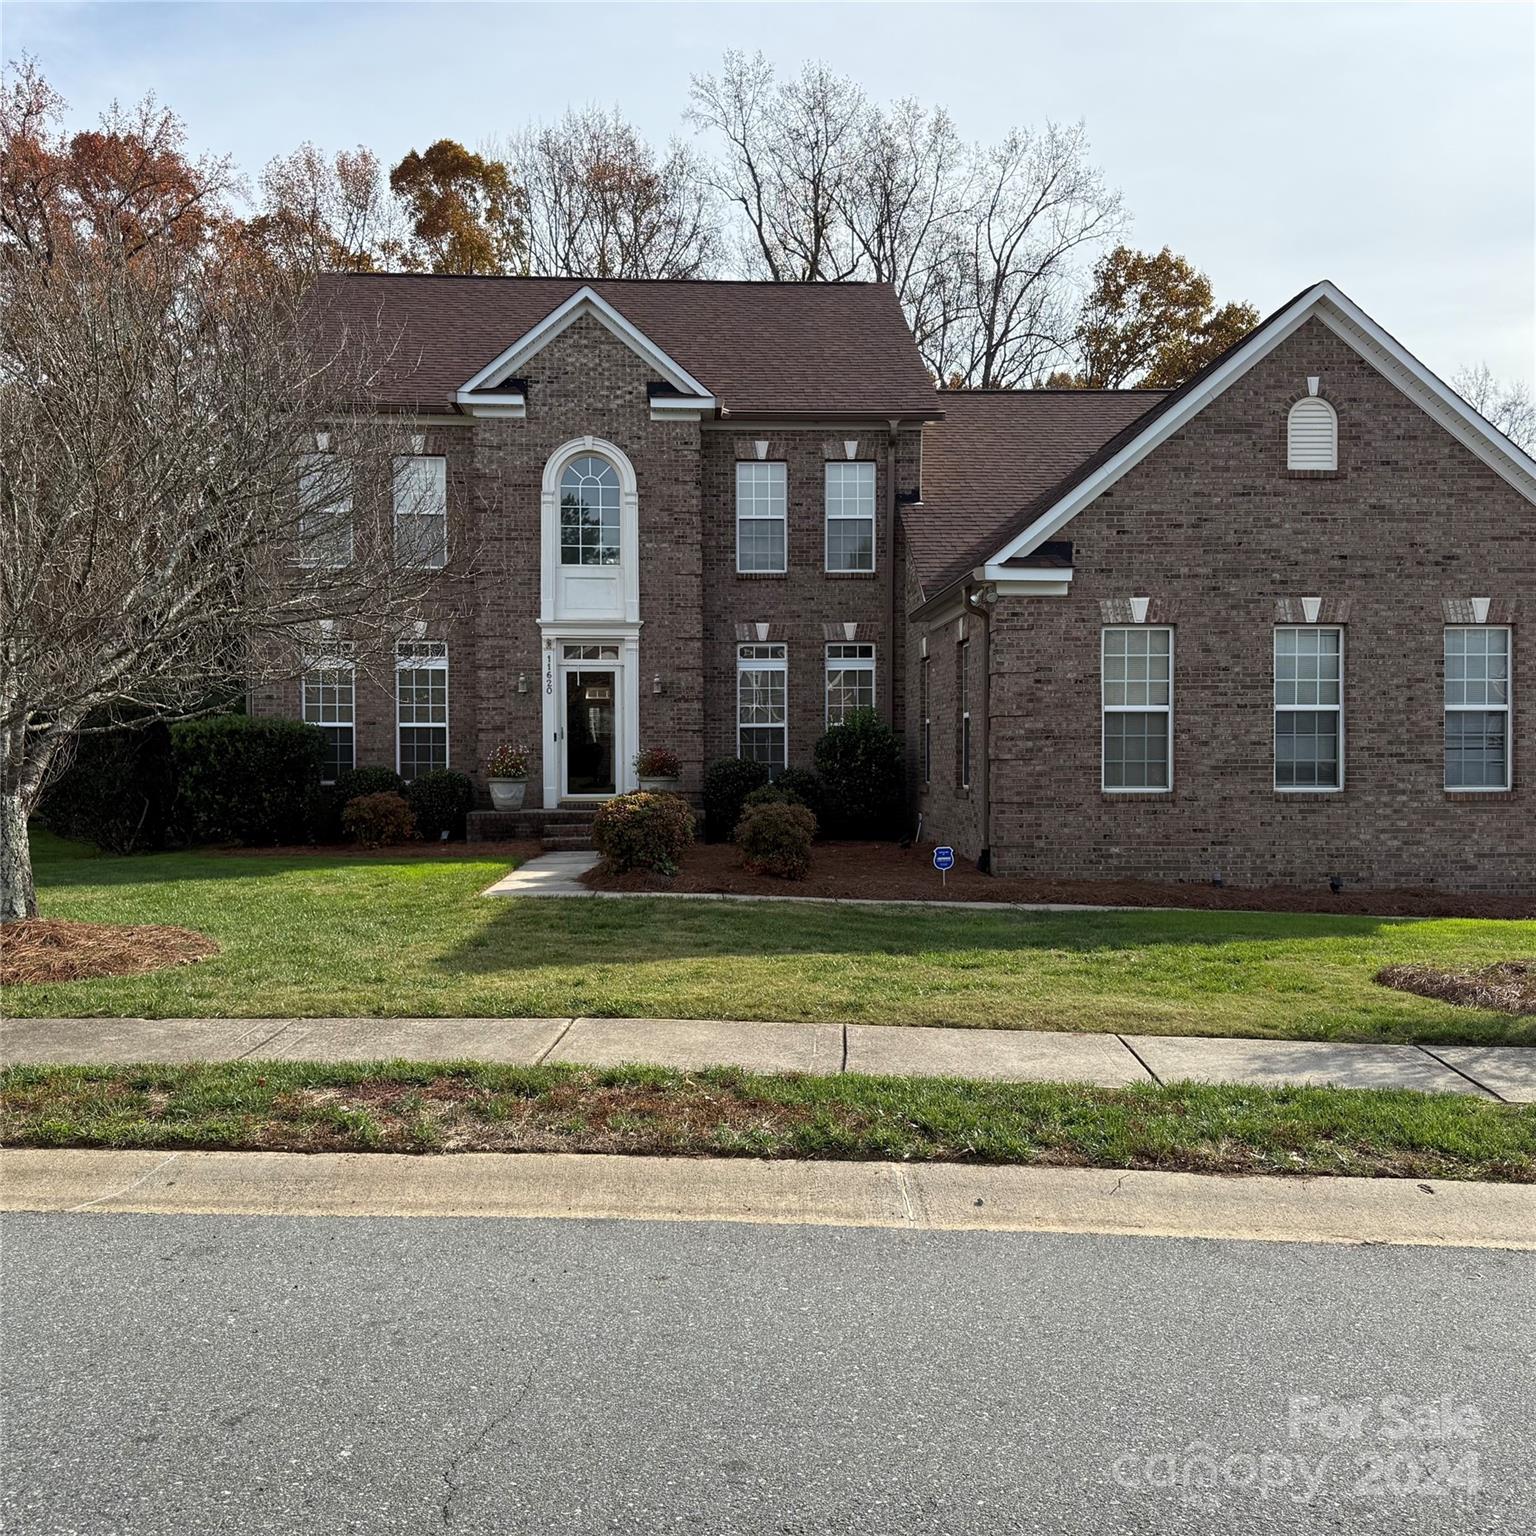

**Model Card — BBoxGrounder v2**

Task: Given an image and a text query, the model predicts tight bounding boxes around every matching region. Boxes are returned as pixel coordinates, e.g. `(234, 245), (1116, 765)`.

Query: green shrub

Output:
(736, 801), (817, 880)
(405, 770), (475, 841)
(300, 783), (344, 845)
(341, 791), (416, 849)
(743, 784), (802, 811)
(335, 765), (404, 803)
(701, 756), (769, 842)
(592, 791), (696, 874)
(813, 708), (905, 838)
(40, 716), (176, 854)
(771, 768), (823, 821)
(171, 715), (326, 846)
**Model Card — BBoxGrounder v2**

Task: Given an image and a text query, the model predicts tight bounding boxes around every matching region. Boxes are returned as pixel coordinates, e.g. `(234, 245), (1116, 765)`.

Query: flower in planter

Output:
(633, 746), (681, 780)
(485, 742), (532, 780)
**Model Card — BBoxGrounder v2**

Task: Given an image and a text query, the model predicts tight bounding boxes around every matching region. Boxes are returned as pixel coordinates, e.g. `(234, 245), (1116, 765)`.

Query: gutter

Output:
(964, 579), (995, 874)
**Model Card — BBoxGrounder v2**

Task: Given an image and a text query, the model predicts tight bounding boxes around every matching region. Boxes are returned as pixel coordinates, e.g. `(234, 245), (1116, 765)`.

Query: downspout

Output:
(966, 580), (995, 874)
(883, 420), (900, 722)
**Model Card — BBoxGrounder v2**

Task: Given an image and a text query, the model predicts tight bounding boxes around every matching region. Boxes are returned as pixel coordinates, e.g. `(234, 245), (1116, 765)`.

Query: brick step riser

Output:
(542, 836), (595, 852)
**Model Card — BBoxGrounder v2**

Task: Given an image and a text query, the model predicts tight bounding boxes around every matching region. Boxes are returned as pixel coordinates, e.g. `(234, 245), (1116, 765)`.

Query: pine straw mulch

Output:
(1376, 960), (1536, 1016)
(0, 919), (219, 986)
(583, 840), (1536, 919)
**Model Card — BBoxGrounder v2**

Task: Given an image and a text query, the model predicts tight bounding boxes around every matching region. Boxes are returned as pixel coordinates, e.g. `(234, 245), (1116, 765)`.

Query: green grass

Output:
(3, 1060), (1531, 1182)
(12, 829), (1536, 1045)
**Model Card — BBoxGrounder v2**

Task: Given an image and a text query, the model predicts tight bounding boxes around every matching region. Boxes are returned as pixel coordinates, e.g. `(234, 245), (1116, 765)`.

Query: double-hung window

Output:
(1445, 627), (1512, 790)
(736, 462), (786, 573)
(920, 655), (932, 786)
(959, 641), (972, 789)
(824, 462), (875, 572)
(302, 646), (355, 784)
(396, 640), (448, 780)
(298, 453), (354, 568)
(737, 643), (787, 775)
(393, 455), (447, 569)
(1274, 626), (1343, 790)
(1102, 627), (1173, 791)
(825, 644), (875, 725)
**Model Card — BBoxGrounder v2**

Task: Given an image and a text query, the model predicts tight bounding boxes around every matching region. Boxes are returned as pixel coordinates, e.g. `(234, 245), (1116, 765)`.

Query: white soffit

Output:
(455, 285), (715, 413)
(986, 281), (1536, 568)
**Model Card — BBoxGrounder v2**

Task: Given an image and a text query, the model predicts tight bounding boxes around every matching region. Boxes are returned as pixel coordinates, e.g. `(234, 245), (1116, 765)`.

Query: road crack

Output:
(438, 1352), (543, 1526)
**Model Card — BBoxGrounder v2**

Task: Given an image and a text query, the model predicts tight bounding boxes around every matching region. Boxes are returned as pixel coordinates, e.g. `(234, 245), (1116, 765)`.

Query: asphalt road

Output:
(2, 1212), (1532, 1535)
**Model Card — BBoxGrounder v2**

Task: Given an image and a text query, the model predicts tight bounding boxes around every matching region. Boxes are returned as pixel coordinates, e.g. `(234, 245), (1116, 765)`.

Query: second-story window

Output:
(393, 455), (447, 569)
(298, 453), (354, 569)
(736, 462), (786, 573)
(559, 455), (621, 566)
(825, 461), (875, 572)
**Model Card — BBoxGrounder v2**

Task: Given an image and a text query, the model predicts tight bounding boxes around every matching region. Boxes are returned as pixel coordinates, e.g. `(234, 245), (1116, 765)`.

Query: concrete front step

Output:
(467, 807), (598, 843)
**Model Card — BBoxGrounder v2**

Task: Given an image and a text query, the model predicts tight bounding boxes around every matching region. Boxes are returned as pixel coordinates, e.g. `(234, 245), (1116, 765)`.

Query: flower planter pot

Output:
(637, 777), (681, 794)
(488, 778), (527, 811)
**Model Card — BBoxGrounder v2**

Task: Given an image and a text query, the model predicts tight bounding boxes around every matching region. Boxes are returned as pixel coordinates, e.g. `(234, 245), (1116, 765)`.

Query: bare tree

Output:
(0, 74), (443, 921)
(688, 52), (865, 281)
(1452, 362), (1536, 451)
(490, 108), (719, 279)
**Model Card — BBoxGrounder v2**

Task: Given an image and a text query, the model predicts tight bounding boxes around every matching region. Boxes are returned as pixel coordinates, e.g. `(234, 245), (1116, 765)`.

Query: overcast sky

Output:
(8, 0), (1534, 389)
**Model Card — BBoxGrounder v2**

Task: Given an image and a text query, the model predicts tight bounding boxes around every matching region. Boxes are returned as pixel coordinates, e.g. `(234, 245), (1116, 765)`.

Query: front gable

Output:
(455, 285), (716, 422)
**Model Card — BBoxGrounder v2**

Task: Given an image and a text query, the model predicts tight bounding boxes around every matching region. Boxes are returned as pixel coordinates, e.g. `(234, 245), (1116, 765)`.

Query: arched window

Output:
(1287, 397), (1338, 471)
(558, 455), (621, 565)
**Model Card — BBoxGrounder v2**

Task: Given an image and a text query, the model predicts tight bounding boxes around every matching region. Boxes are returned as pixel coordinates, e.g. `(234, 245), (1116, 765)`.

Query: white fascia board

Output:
(457, 284), (716, 407)
(453, 390), (526, 419)
(985, 280), (1536, 570)
(649, 395), (715, 422)
(981, 563), (1074, 588)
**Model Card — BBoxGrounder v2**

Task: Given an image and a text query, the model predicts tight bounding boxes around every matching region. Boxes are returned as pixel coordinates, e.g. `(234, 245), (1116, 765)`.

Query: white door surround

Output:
(542, 631), (641, 806)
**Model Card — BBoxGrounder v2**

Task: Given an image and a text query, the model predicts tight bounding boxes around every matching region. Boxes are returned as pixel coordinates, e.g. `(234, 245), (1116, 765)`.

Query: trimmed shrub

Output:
(743, 784), (803, 811)
(701, 756), (769, 842)
(592, 790), (696, 874)
(736, 801), (817, 880)
(634, 746), (681, 780)
(335, 765), (404, 803)
(342, 791), (416, 849)
(813, 708), (905, 838)
(771, 767), (823, 822)
(40, 716), (176, 854)
(300, 783), (345, 845)
(405, 769), (475, 841)
(171, 715), (326, 846)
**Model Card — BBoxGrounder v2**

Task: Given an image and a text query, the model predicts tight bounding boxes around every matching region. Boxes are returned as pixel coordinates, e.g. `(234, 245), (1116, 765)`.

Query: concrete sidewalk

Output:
(4, 1014), (1534, 1101)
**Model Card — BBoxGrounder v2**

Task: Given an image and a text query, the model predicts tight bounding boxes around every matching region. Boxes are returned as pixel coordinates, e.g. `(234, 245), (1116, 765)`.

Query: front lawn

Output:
(10, 830), (1536, 1045)
(4, 1061), (1531, 1182)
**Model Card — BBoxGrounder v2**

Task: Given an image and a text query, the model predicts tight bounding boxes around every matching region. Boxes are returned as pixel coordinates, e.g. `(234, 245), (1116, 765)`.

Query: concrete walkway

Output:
(481, 850), (599, 896)
(4, 1015), (1533, 1101)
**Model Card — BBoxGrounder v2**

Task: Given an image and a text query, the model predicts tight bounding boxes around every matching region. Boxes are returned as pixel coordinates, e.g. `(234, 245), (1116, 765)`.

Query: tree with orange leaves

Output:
(388, 139), (522, 275)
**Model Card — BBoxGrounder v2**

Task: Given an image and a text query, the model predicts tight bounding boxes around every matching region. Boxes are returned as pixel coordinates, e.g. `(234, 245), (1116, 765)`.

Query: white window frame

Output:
(395, 639), (449, 781)
(297, 453), (354, 569)
(1273, 625), (1344, 793)
(302, 646), (356, 785)
(1444, 625), (1513, 792)
(1101, 626), (1174, 794)
(824, 461), (876, 573)
(736, 461), (787, 574)
(920, 655), (931, 786)
(393, 454), (448, 570)
(736, 643), (788, 775)
(959, 640), (972, 790)
(824, 643), (876, 727)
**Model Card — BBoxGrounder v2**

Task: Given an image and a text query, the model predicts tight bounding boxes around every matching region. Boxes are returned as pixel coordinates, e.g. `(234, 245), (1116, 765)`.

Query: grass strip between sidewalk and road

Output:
(3, 1061), (1532, 1183)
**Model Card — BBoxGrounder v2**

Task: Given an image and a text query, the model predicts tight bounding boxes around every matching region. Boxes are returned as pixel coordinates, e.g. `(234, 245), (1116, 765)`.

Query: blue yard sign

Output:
(932, 846), (955, 885)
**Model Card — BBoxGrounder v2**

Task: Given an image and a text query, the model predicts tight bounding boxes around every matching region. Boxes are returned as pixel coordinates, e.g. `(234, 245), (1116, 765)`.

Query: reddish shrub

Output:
(341, 791), (416, 849)
(735, 801), (817, 880)
(592, 791), (695, 874)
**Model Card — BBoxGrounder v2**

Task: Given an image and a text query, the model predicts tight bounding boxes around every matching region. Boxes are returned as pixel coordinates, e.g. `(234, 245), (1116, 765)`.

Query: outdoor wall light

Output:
(653, 674), (664, 695)
(517, 672), (528, 694)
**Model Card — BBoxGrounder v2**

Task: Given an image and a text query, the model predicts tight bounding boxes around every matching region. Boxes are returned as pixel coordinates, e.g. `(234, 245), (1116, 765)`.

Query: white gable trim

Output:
(987, 281), (1536, 569)
(455, 285), (715, 417)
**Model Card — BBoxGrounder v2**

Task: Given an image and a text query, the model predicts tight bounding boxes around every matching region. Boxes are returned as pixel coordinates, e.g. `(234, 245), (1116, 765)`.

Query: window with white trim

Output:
(737, 643), (787, 775)
(298, 453), (354, 568)
(736, 462), (786, 573)
(825, 643), (875, 726)
(1274, 626), (1342, 789)
(396, 640), (448, 780)
(302, 649), (355, 784)
(920, 655), (931, 786)
(393, 455), (447, 569)
(559, 455), (621, 566)
(1445, 627), (1511, 790)
(824, 461), (875, 572)
(1102, 627), (1173, 791)
(1287, 397), (1337, 471)
(959, 641), (972, 789)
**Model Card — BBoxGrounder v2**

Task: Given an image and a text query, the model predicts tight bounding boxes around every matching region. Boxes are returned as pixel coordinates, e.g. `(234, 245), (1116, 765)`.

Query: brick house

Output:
(259, 276), (1535, 893)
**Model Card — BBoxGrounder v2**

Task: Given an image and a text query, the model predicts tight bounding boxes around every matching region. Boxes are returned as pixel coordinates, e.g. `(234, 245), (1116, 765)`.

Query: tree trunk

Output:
(1, 788), (37, 922)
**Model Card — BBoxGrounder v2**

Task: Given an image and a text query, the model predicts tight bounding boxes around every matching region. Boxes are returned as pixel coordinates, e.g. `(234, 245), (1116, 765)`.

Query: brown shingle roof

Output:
(314, 273), (942, 419)
(906, 390), (1166, 595)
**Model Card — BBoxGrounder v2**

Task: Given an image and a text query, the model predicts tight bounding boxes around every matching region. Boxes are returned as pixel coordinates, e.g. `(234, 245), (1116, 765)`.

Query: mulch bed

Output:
(1377, 961), (1536, 1015)
(582, 840), (1536, 919)
(1, 919), (219, 985)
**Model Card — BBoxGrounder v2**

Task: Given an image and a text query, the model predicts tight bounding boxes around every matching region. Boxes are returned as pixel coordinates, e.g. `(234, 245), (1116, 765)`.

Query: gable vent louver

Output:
(1287, 397), (1338, 471)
